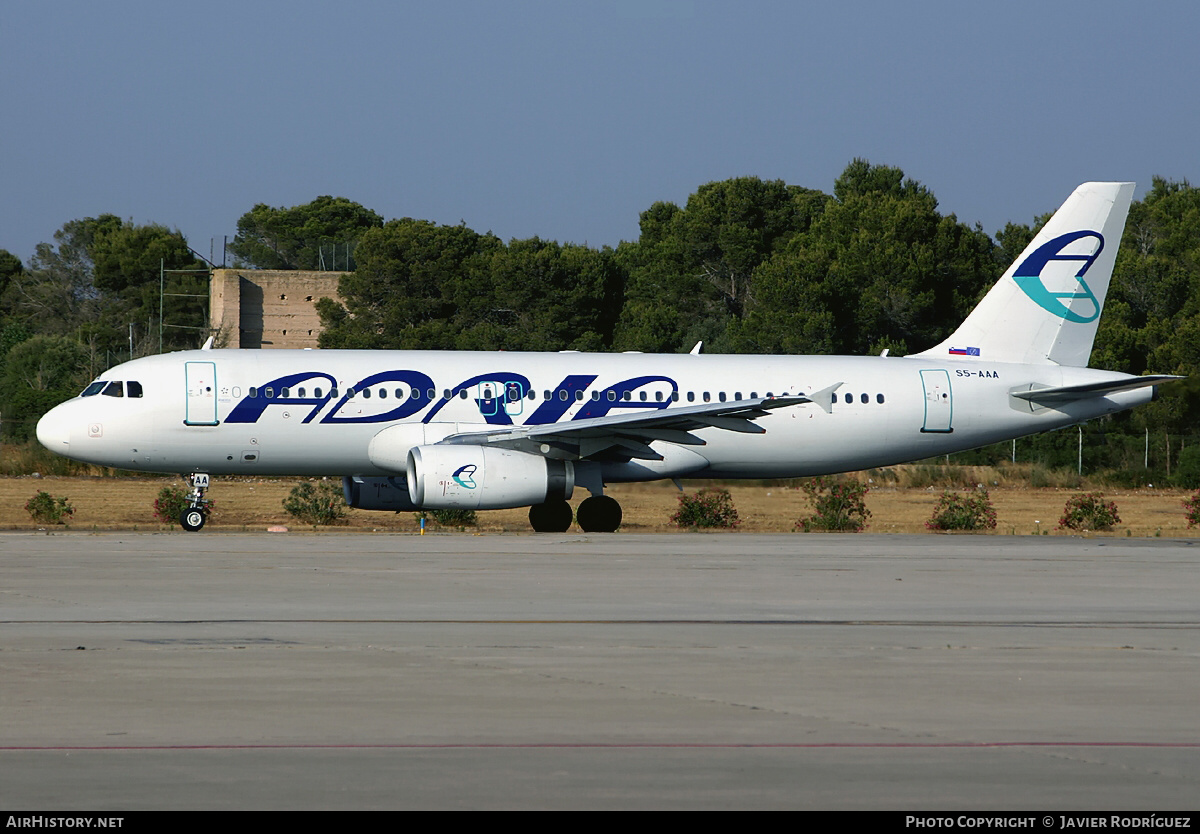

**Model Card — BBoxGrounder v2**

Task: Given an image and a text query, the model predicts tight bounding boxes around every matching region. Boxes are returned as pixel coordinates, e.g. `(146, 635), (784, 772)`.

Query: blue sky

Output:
(3, 0), (1197, 264)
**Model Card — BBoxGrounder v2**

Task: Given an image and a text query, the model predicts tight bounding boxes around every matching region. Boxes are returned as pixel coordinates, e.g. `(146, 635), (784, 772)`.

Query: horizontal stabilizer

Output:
(1011, 375), (1182, 405)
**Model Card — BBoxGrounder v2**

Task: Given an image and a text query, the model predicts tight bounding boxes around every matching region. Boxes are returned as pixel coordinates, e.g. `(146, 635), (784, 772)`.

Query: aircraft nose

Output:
(36, 405), (72, 453)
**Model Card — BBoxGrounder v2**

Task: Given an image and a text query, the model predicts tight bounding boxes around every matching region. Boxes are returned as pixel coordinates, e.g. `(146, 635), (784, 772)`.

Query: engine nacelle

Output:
(342, 475), (421, 511)
(406, 445), (574, 510)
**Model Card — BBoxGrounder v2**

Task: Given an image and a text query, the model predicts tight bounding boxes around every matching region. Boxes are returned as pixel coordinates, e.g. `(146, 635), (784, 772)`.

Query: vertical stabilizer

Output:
(913, 182), (1134, 367)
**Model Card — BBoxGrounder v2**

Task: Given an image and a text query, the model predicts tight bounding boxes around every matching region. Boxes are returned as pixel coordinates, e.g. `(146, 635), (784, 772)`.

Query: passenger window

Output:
(623, 391), (632, 401)
(314, 387), (323, 398)
(592, 391), (600, 401)
(735, 392), (742, 400)
(330, 387), (339, 398)
(281, 388), (290, 398)
(265, 387), (275, 398)
(861, 393), (869, 404)
(249, 387), (258, 398)
(687, 392), (695, 402)
(671, 391), (679, 402)
(459, 389), (468, 399)
(298, 387), (306, 398)
(703, 392), (711, 402)
(575, 390), (584, 401)
(559, 390), (568, 401)
(639, 391), (647, 402)
(607, 391), (617, 401)
(362, 388), (371, 399)
(751, 391), (758, 399)
(877, 393), (885, 404)
(656, 391), (663, 402)
(127, 381), (143, 398)
(719, 392), (726, 402)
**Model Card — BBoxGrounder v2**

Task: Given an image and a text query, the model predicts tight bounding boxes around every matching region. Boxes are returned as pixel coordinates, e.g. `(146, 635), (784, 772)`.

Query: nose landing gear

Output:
(179, 473), (211, 532)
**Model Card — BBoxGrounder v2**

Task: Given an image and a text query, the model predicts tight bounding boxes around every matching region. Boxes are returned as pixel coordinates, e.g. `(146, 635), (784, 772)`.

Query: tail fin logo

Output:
(1012, 231), (1105, 323)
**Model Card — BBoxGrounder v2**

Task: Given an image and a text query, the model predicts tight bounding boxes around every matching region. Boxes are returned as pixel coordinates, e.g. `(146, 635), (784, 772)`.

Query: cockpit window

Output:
(127, 381), (143, 398)
(81, 381), (106, 397)
(102, 381), (124, 397)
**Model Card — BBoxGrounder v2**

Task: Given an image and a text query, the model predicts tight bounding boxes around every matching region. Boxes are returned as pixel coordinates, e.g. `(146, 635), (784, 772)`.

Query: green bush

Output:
(283, 480), (348, 525)
(797, 477), (870, 532)
(1099, 467), (1166, 489)
(671, 488), (740, 529)
(1172, 446), (1200, 490)
(427, 508), (478, 527)
(152, 485), (213, 523)
(25, 490), (74, 524)
(926, 488), (997, 531)
(1059, 492), (1120, 531)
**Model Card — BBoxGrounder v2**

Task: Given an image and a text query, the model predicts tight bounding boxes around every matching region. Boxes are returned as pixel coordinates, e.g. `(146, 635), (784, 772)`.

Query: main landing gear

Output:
(576, 495), (622, 533)
(527, 495), (623, 533)
(179, 473), (211, 532)
(528, 500), (573, 533)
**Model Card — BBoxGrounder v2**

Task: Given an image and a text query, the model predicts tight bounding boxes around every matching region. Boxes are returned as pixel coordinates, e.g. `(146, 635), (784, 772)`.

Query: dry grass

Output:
(1, 475), (1194, 537)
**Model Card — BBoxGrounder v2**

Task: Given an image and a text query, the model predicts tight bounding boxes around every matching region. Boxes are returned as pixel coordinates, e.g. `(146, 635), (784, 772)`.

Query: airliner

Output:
(36, 182), (1179, 532)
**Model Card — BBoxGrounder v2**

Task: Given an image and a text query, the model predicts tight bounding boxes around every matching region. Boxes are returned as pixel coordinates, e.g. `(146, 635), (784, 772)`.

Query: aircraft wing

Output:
(1010, 375), (1182, 406)
(438, 391), (831, 461)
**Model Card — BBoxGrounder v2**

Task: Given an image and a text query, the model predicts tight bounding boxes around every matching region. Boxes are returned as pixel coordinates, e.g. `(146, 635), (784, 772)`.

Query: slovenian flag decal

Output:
(949, 346), (981, 356)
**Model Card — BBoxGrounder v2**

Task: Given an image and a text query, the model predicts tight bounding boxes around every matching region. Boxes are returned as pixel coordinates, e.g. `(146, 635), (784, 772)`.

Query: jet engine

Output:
(406, 445), (574, 510)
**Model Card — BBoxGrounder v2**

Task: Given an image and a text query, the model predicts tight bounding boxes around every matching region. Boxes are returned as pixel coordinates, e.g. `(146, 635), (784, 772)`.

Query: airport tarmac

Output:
(1, 531), (1198, 810)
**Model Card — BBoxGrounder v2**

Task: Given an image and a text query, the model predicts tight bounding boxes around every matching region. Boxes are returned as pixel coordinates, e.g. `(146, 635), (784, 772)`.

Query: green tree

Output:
(0, 335), (89, 440)
(317, 219), (501, 349)
(0, 248), (23, 303)
(614, 177), (826, 353)
(1094, 177), (1200, 435)
(4, 216), (122, 336)
(454, 238), (624, 351)
(728, 160), (998, 356)
(230, 196), (383, 270)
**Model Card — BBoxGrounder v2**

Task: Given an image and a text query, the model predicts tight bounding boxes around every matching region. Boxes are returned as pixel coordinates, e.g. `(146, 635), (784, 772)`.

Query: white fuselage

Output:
(36, 348), (1151, 480)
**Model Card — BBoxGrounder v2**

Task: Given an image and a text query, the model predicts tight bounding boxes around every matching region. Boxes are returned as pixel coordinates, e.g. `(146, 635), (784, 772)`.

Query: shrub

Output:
(25, 490), (74, 524)
(1173, 447), (1200, 490)
(152, 485), (214, 523)
(1059, 492), (1120, 531)
(671, 488), (740, 529)
(797, 477), (870, 532)
(1183, 492), (1200, 528)
(428, 508), (477, 527)
(926, 488), (997, 531)
(283, 480), (348, 525)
